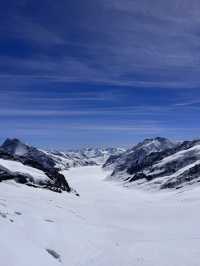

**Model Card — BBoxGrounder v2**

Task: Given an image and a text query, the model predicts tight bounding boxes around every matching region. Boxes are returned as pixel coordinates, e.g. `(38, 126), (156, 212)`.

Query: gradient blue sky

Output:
(1, 0), (200, 149)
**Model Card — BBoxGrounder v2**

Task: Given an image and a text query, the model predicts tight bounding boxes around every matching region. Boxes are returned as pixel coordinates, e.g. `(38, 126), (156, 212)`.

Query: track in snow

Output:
(0, 166), (200, 266)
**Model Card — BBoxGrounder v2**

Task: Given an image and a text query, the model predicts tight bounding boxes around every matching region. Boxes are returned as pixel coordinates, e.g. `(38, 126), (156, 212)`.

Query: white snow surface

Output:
(13, 144), (28, 156)
(0, 166), (200, 266)
(0, 158), (49, 183)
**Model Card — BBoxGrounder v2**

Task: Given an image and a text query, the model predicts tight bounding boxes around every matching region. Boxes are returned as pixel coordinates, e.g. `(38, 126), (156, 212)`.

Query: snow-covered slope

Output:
(0, 158), (50, 185)
(0, 166), (200, 266)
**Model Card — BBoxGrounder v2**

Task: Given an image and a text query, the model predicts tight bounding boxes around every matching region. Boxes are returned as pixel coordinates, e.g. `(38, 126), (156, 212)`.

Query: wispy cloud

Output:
(1, 1), (200, 147)
(1, 0), (200, 88)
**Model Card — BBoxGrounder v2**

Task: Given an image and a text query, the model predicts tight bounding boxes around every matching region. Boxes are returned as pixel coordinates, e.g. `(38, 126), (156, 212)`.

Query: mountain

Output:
(3, 136), (200, 192)
(104, 137), (200, 190)
(45, 147), (125, 170)
(75, 147), (125, 165)
(0, 138), (71, 193)
(0, 138), (124, 193)
(43, 150), (97, 170)
(103, 137), (176, 171)
(1, 138), (56, 171)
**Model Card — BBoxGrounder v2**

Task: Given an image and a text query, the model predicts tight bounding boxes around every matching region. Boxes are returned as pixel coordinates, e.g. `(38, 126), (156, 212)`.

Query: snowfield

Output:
(0, 166), (200, 266)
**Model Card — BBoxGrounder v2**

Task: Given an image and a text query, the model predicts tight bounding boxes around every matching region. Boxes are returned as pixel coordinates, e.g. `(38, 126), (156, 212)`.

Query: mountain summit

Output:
(103, 137), (176, 171)
(2, 138), (29, 156)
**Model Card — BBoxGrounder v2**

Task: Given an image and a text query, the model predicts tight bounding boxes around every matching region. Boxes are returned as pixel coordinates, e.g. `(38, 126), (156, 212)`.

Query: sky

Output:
(1, 0), (200, 149)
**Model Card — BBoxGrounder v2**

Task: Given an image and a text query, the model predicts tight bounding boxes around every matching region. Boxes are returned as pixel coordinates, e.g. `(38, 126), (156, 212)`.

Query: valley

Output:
(0, 166), (200, 266)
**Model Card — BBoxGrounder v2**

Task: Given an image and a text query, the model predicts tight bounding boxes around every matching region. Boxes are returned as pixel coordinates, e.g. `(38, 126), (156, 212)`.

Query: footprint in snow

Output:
(44, 219), (54, 223)
(0, 211), (7, 218)
(46, 249), (61, 262)
(68, 209), (86, 221)
(14, 211), (22, 216)
(0, 210), (16, 223)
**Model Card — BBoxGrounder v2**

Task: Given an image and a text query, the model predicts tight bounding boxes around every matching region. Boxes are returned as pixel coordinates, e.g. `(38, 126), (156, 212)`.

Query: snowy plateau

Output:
(0, 138), (200, 265)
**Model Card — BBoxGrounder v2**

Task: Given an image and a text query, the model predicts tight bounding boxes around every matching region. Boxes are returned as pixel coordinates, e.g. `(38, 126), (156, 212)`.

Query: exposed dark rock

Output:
(128, 173), (147, 182)
(161, 163), (200, 189)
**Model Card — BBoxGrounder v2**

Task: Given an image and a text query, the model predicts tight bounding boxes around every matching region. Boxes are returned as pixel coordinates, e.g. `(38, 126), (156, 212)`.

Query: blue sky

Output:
(1, 0), (200, 149)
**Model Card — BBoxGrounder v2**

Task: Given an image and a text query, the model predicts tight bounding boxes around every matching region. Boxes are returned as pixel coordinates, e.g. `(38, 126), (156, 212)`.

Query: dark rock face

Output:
(0, 138), (71, 193)
(45, 169), (71, 192)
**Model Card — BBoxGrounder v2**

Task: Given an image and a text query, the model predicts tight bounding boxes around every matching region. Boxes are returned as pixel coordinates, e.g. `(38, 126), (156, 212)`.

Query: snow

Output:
(0, 166), (200, 265)
(155, 144), (200, 167)
(13, 144), (28, 156)
(142, 139), (162, 151)
(0, 158), (49, 183)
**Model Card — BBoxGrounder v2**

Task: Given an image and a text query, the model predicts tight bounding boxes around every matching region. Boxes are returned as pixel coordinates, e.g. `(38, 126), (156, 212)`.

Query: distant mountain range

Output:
(1, 136), (200, 193)
(46, 147), (125, 169)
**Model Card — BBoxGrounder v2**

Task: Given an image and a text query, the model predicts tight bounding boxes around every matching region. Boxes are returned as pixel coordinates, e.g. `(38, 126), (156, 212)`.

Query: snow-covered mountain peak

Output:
(133, 137), (175, 153)
(1, 138), (29, 156)
(103, 137), (176, 171)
